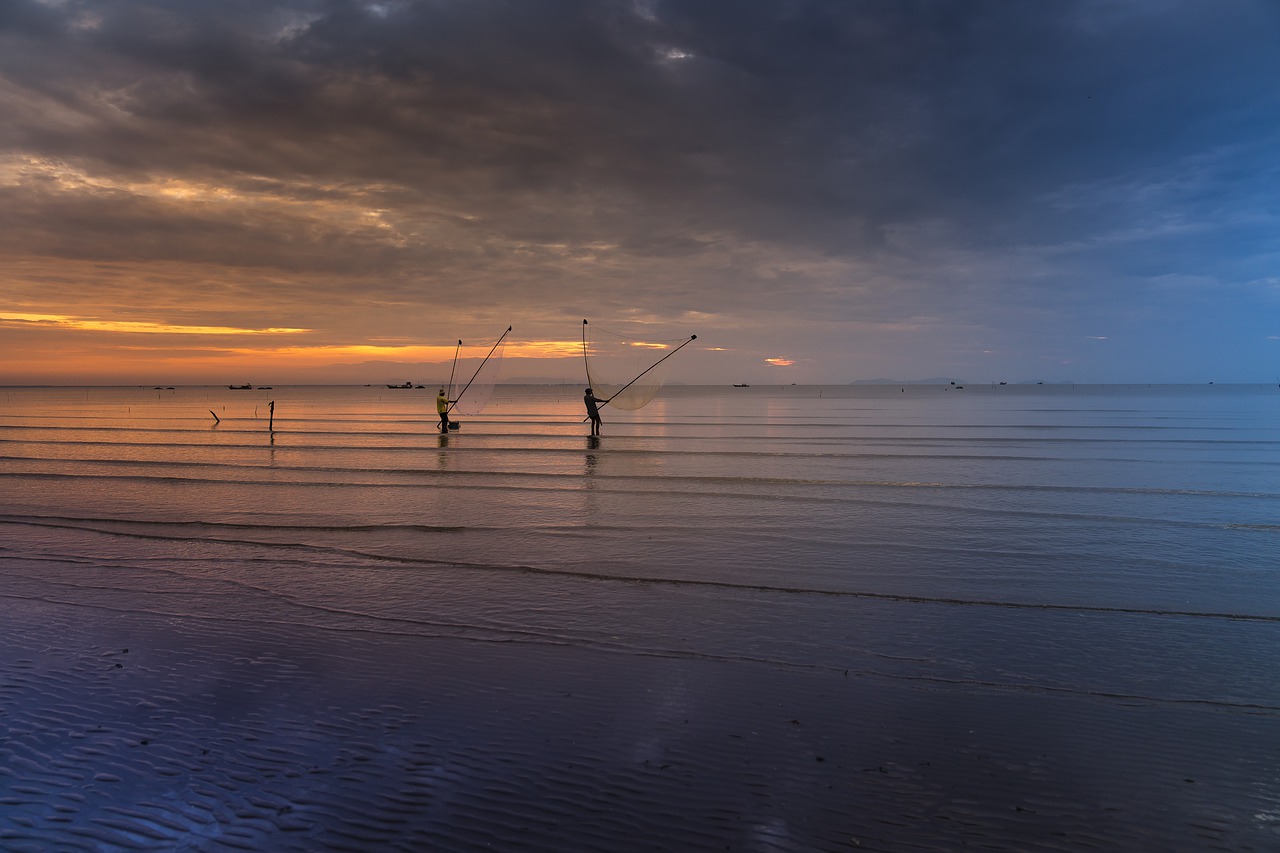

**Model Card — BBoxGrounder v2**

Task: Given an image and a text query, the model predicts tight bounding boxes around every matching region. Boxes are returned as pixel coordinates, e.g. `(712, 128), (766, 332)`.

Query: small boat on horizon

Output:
(386, 381), (424, 389)
(733, 383), (750, 387)
(229, 384), (253, 390)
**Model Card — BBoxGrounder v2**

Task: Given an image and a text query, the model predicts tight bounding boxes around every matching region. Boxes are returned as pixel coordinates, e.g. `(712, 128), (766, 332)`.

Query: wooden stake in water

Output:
(269, 401), (275, 432)
(209, 410), (220, 424)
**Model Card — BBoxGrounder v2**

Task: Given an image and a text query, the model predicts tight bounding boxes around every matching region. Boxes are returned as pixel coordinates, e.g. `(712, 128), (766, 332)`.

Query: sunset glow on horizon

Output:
(0, 315), (593, 384)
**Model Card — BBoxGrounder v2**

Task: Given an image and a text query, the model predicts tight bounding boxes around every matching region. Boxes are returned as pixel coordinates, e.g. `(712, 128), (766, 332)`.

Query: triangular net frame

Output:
(451, 329), (509, 415)
(582, 322), (689, 411)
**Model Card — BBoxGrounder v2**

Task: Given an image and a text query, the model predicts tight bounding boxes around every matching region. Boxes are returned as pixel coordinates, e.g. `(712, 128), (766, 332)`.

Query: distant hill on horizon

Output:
(849, 377), (961, 385)
(849, 378), (1077, 386)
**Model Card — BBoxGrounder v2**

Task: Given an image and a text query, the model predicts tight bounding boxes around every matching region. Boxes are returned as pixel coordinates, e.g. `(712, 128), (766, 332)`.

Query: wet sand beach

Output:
(7, 591), (1279, 852)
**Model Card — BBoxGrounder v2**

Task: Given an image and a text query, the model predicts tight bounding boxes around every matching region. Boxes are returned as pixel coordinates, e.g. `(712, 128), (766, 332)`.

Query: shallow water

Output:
(3, 383), (1280, 851)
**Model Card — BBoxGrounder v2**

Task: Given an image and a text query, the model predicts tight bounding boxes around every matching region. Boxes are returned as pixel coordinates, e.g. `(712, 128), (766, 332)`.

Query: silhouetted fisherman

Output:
(584, 387), (610, 436)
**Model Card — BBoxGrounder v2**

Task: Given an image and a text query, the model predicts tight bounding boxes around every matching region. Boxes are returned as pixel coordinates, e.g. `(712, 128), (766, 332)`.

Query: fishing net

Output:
(451, 328), (509, 415)
(582, 321), (691, 411)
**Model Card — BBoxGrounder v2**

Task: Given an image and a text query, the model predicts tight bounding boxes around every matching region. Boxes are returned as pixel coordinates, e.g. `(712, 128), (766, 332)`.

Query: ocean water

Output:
(2, 383), (1279, 851)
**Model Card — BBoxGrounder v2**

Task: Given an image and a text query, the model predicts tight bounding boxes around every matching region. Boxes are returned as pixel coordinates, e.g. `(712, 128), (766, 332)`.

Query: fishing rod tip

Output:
(691, 334), (698, 339)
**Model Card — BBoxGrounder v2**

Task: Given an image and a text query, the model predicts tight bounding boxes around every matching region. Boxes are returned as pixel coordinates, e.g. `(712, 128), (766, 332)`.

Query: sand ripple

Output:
(5, 593), (1280, 852)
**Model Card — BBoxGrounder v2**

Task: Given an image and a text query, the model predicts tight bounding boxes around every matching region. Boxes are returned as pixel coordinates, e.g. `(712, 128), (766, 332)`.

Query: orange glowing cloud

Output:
(3, 157), (401, 242)
(218, 339), (587, 365)
(236, 344), (461, 362)
(1, 314), (584, 360)
(505, 340), (584, 358)
(1, 312), (309, 336)
(765, 356), (796, 367)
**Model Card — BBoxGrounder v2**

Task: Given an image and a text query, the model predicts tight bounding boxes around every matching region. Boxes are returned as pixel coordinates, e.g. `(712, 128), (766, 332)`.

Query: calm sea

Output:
(2, 383), (1279, 851)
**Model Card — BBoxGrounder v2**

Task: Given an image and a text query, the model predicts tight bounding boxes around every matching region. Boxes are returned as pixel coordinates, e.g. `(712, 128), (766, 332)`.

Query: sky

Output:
(2, 0), (1278, 386)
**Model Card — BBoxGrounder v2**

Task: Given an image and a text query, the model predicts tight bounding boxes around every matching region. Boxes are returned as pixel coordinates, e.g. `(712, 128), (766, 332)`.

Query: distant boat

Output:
(229, 384), (252, 390)
(386, 381), (415, 389)
(733, 383), (750, 387)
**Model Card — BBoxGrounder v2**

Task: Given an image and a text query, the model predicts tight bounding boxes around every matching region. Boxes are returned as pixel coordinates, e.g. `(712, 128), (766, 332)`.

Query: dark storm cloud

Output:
(34, 7), (1280, 216)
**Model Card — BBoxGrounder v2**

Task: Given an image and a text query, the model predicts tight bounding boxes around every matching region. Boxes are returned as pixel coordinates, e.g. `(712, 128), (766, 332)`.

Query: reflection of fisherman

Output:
(436, 389), (453, 433)
(584, 387), (610, 436)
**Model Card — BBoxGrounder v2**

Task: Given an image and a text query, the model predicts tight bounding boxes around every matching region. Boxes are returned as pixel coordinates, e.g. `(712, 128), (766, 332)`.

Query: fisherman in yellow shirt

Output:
(436, 388), (453, 433)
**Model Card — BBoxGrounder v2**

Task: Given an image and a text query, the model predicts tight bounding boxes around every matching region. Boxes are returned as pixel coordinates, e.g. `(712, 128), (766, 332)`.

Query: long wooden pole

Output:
(447, 339), (461, 401)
